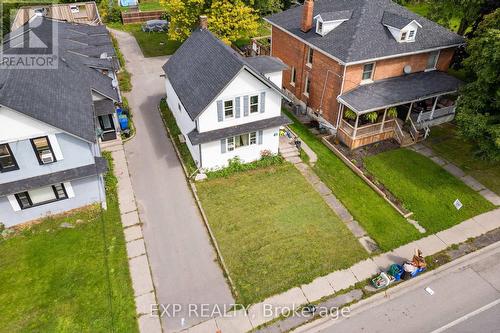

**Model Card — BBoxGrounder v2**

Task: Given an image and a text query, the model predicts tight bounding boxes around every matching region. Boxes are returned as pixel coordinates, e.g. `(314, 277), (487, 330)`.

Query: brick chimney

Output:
(199, 15), (208, 30)
(300, 0), (314, 33)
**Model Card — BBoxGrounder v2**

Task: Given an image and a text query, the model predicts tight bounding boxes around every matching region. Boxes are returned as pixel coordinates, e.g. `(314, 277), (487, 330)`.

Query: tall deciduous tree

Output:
(161, 0), (206, 41)
(208, 0), (260, 44)
(426, 0), (487, 35)
(455, 9), (500, 161)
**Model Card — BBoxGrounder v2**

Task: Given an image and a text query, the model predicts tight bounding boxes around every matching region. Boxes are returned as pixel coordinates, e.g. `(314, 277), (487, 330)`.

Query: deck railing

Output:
(340, 119), (396, 139)
(416, 105), (456, 123)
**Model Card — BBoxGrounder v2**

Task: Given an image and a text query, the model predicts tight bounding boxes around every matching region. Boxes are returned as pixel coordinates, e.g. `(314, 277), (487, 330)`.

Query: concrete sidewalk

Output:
(102, 139), (162, 333)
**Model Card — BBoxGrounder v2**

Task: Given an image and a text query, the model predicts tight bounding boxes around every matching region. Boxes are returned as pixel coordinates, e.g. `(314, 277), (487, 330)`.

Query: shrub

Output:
(206, 153), (284, 179)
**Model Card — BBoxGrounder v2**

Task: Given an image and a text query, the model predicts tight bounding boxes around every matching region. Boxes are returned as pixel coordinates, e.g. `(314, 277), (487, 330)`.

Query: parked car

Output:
(142, 20), (169, 32)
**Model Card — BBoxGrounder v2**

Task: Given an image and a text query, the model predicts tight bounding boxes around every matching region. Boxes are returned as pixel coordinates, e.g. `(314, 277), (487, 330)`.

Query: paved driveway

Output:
(111, 30), (234, 332)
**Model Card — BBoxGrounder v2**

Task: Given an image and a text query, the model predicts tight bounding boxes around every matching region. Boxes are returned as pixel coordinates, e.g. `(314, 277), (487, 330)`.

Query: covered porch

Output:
(337, 71), (461, 150)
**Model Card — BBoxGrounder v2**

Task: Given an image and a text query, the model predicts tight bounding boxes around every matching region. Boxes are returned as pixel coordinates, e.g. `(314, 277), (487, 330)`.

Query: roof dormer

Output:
(314, 10), (352, 36)
(382, 11), (422, 43)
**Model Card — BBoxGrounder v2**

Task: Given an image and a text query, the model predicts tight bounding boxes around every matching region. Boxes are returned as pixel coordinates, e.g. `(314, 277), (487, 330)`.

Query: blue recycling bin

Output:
(118, 114), (129, 130)
(116, 108), (123, 116)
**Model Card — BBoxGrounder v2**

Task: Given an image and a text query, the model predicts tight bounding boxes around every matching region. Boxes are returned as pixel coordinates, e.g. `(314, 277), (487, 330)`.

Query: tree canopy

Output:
(455, 9), (500, 161)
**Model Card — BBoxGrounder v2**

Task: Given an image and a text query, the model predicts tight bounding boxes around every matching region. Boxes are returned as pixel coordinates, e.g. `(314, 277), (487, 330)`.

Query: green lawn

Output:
(108, 23), (182, 57)
(0, 153), (138, 333)
(364, 149), (494, 234)
(423, 123), (500, 195)
(196, 164), (368, 305)
(285, 110), (421, 251)
(404, 2), (462, 33)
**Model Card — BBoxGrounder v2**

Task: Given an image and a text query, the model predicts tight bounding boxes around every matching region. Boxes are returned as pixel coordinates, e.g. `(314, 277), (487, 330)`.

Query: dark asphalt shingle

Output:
(188, 115), (292, 145)
(316, 10), (353, 21)
(381, 11), (414, 29)
(245, 56), (288, 74)
(338, 71), (462, 113)
(0, 18), (119, 143)
(0, 157), (108, 196)
(163, 28), (289, 120)
(266, 0), (464, 64)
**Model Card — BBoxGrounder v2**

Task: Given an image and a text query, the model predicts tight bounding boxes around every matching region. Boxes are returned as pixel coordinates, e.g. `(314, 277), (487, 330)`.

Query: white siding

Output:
(265, 71), (283, 88)
(200, 127), (280, 170)
(165, 77), (201, 166)
(198, 69), (282, 133)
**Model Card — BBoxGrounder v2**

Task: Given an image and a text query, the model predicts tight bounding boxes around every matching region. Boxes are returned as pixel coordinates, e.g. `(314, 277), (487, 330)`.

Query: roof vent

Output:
(403, 65), (412, 74)
(100, 52), (108, 59)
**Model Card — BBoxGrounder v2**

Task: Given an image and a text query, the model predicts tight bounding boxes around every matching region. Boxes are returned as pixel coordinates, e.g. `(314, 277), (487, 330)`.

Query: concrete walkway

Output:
(110, 29), (233, 332)
(410, 143), (500, 206)
(101, 138), (162, 333)
(206, 208), (500, 332)
(280, 134), (379, 254)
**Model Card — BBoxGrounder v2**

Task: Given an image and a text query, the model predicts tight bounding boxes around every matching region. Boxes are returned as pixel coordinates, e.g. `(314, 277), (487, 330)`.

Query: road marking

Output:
(429, 298), (500, 333)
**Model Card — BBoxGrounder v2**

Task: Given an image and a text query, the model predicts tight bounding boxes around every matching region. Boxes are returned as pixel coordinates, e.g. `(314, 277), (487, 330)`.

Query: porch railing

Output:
(340, 119), (396, 139)
(416, 105), (456, 123)
(394, 120), (405, 144)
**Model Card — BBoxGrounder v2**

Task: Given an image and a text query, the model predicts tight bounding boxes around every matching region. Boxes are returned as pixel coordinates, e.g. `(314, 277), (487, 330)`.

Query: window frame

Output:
(361, 62), (375, 82)
(304, 72), (311, 97)
(317, 21), (323, 34)
(426, 50), (440, 71)
(226, 132), (257, 152)
(15, 183), (68, 210)
(250, 95), (259, 114)
(30, 136), (56, 165)
(306, 48), (314, 67)
(0, 143), (19, 172)
(408, 30), (415, 40)
(290, 66), (296, 86)
(400, 31), (407, 41)
(223, 99), (234, 119)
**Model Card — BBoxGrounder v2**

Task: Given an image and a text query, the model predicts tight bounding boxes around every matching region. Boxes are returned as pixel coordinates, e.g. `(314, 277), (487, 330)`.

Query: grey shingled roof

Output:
(338, 71), (461, 113)
(94, 99), (116, 116)
(266, 0), (465, 64)
(316, 10), (352, 22)
(381, 11), (414, 29)
(188, 115), (292, 145)
(245, 56), (288, 74)
(0, 157), (108, 196)
(0, 17), (119, 142)
(163, 28), (288, 120)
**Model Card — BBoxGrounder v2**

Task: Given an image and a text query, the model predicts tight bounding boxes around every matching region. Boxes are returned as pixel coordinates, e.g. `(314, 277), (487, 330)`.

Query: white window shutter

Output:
(7, 195), (21, 212)
(48, 134), (64, 161)
(64, 182), (75, 198)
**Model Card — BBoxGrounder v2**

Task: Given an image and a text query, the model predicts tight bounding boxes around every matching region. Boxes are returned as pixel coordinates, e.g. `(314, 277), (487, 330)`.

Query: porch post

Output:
(380, 108), (388, 133)
(430, 96), (439, 119)
(405, 102), (414, 122)
(353, 114), (359, 138)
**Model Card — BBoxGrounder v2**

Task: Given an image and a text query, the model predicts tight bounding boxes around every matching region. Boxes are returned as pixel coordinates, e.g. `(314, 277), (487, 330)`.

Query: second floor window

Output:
(224, 100), (234, 119)
(362, 63), (375, 81)
(31, 136), (56, 165)
(306, 48), (314, 66)
(427, 51), (440, 70)
(250, 95), (259, 114)
(0, 143), (19, 172)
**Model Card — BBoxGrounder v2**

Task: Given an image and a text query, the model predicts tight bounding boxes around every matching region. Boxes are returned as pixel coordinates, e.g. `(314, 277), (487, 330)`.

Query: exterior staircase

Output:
(279, 135), (301, 163)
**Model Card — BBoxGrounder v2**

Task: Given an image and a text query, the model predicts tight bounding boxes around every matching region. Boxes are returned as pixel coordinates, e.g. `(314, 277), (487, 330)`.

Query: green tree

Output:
(161, 0), (206, 41)
(426, 0), (486, 35)
(208, 0), (260, 44)
(455, 9), (500, 161)
(244, 0), (283, 14)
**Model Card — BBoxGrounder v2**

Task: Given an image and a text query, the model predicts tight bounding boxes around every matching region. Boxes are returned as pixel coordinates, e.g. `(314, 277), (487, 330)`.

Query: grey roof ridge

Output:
(345, 0), (372, 62)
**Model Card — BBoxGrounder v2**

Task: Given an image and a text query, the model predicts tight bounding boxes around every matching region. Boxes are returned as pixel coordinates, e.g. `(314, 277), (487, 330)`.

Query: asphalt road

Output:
(307, 243), (500, 333)
(111, 29), (234, 332)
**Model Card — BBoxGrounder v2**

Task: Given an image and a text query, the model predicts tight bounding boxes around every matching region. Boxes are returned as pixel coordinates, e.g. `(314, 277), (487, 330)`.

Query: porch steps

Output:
(279, 140), (301, 161)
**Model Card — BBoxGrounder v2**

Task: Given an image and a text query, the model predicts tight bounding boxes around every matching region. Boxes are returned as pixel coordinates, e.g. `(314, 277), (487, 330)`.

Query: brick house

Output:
(266, 0), (465, 149)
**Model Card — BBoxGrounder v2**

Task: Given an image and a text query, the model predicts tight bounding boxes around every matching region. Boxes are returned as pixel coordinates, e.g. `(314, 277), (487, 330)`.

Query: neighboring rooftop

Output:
(0, 17), (119, 143)
(338, 71), (462, 113)
(163, 28), (288, 120)
(266, 0), (464, 64)
(245, 56), (288, 74)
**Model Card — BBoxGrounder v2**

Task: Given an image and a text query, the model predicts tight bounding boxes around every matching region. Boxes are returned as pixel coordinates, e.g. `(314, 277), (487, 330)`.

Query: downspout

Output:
(335, 65), (348, 129)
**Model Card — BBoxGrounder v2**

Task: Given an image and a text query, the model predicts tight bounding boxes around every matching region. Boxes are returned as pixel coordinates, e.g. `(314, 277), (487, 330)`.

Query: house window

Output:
(224, 100), (234, 119)
(31, 136), (56, 165)
(290, 67), (296, 85)
(250, 95), (259, 114)
(306, 48), (314, 66)
(408, 30), (415, 40)
(0, 143), (19, 172)
(304, 73), (311, 96)
(317, 21), (323, 34)
(401, 31), (407, 41)
(15, 183), (68, 210)
(227, 132), (257, 151)
(426, 51), (440, 70)
(362, 63), (375, 81)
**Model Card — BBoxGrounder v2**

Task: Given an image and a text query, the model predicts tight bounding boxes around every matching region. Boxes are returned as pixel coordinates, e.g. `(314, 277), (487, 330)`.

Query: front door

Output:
(99, 114), (117, 141)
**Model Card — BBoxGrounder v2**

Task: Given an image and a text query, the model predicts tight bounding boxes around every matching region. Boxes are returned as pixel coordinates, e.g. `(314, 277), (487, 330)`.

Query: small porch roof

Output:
(93, 99), (116, 117)
(338, 71), (462, 114)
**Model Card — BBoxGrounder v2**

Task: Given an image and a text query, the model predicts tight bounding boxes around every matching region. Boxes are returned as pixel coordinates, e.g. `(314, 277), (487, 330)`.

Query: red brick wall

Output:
(271, 26), (343, 125)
